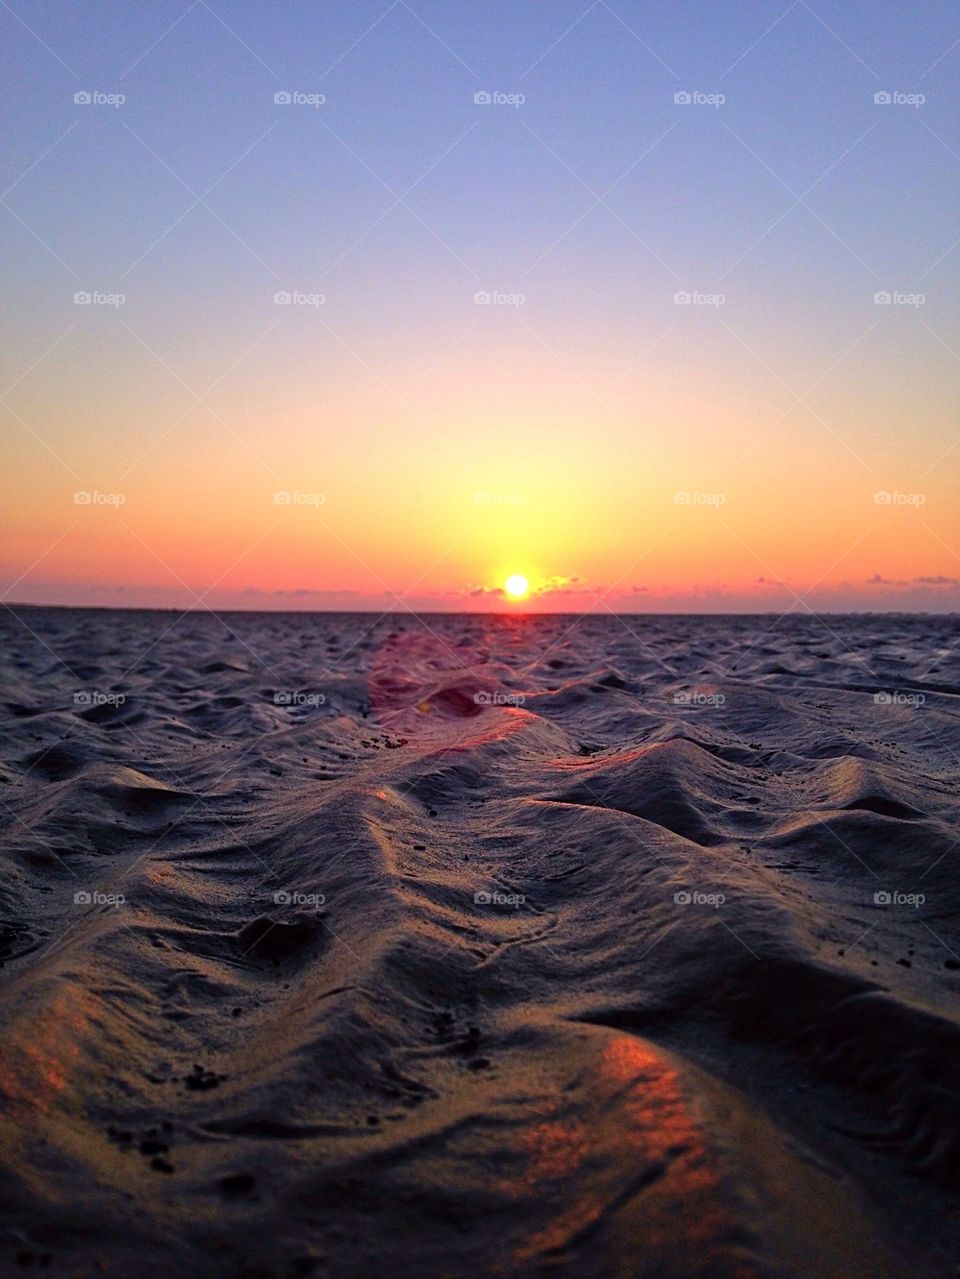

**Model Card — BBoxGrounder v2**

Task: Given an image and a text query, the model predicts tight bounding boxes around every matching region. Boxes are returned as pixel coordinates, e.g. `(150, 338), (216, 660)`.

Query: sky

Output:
(2, 0), (959, 612)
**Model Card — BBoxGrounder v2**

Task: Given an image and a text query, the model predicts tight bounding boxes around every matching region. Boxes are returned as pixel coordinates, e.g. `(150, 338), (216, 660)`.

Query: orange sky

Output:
(3, 341), (958, 611)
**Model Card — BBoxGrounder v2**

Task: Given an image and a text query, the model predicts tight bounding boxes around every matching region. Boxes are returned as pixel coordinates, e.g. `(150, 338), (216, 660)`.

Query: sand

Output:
(1, 607), (958, 1277)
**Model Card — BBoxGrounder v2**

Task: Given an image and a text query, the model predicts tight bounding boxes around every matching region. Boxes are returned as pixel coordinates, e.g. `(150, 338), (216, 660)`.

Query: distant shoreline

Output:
(4, 602), (957, 618)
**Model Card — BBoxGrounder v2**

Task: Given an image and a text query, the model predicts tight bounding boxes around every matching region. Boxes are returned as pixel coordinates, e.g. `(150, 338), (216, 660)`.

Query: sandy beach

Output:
(0, 607), (958, 1276)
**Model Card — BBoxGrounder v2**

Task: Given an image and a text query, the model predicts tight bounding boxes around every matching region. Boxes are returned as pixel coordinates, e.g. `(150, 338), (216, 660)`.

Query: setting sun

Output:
(504, 574), (529, 600)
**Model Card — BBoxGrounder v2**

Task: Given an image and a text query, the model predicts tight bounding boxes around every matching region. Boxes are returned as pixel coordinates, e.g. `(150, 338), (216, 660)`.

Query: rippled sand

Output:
(1, 608), (959, 1277)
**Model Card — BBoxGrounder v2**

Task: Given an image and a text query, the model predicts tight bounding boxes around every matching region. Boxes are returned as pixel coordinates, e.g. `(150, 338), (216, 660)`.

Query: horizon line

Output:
(4, 602), (957, 619)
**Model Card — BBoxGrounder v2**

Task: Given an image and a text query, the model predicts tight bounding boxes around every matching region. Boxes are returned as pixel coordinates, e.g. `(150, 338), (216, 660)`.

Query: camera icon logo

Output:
(674, 890), (692, 905)
(274, 91), (292, 105)
(874, 890), (892, 905)
(74, 91), (92, 105)
(274, 290), (291, 305)
(473, 290), (491, 305)
(474, 890), (492, 904)
(474, 91), (492, 105)
(874, 91), (892, 105)
(74, 291), (92, 305)
(273, 890), (292, 904)
(873, 291), (892, 305)
(74, 890), (92, 904)
(674, 91), (692, 105)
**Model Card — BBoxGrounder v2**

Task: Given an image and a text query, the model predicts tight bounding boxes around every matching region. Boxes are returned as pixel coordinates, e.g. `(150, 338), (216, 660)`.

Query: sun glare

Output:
(504, 574), (529, 600)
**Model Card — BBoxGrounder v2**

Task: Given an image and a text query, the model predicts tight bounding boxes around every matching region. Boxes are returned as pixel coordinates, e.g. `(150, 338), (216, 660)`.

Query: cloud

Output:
(864, 573), (959, 590)
(468, 575), (587, 598)
(241, 587), (361, 599)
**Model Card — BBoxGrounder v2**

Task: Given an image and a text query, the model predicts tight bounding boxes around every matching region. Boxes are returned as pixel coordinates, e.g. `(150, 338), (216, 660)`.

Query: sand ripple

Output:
(1, 609), (959, 1276)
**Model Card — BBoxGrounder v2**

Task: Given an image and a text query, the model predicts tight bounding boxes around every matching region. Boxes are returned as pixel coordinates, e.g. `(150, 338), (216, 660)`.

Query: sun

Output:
(504, 574), (529, 600)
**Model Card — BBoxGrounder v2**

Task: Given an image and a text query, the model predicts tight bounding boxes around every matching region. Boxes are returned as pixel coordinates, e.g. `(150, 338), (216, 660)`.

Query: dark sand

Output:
(1, 608), (959, 1277)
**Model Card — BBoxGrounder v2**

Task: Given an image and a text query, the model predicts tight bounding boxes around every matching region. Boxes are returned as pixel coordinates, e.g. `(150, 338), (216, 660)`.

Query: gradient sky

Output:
(2, 0), (959, 611)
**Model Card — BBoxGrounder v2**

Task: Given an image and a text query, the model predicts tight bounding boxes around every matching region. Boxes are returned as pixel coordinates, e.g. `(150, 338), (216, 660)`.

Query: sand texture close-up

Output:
(1, 608), (959, 1278)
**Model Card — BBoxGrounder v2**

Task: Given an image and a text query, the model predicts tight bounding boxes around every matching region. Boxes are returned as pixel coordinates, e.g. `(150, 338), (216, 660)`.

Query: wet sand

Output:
(1, 608), (959, 1277)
